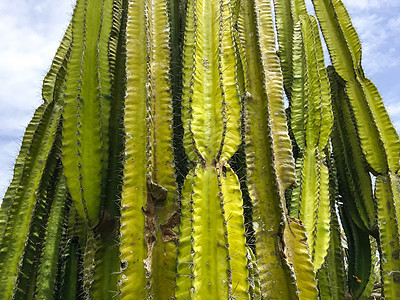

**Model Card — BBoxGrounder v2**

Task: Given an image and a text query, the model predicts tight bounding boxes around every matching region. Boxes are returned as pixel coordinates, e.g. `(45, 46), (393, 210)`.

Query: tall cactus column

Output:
(119, 0), (178, 298)
(236, 0), (300, 297)
(176, 0), (250, 298)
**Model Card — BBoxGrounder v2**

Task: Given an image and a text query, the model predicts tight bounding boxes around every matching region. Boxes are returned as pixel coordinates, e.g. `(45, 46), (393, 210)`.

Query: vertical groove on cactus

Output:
(219, 0), (241, 163)
(237, 0), (297, 297)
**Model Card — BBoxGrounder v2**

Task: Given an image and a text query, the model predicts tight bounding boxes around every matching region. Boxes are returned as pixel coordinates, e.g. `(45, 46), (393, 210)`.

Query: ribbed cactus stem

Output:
(119, 0), (149, 296)
(237, 0), (297, 297)
(35, 175), (69, 299)
(312, 0), (400, 174)
(290, 14), (332, 271)
(120, 0), (178, 298)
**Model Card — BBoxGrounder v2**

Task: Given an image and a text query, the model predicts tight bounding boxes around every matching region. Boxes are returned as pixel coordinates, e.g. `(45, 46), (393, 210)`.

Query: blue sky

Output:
(0, 0), (399, 198)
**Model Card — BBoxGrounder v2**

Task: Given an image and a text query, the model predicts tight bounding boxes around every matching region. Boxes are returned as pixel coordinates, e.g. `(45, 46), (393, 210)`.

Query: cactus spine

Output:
(0, 0), (399, 299)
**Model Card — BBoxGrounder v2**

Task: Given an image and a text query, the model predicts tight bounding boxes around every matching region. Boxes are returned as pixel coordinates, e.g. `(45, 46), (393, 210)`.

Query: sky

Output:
(0, 0), (399, 198)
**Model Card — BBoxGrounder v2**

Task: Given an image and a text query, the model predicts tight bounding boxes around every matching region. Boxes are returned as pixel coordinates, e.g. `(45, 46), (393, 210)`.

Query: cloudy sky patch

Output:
(0, 0), (399, 198)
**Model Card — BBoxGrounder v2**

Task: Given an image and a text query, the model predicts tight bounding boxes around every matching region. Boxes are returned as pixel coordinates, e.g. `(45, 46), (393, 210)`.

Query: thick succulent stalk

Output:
(1, 0), (400, 298)
(177, 0), (249, 298)
(119, 0), (178, 298)
(312, 0), (400, 295)
(0, 23), (71, 298)
(284, 217), (319, 299)
(375, 175), (400, 299)
(317, 149), (347, 299)
(236, 0), (298, 297)
(62, 0), (113, 227)
(289, 14), (333, 272)
(311, 0), (400, 174)
(35, 175), (70, 299)
(329, 67), (376, 233)
(273, 0), (307, 95)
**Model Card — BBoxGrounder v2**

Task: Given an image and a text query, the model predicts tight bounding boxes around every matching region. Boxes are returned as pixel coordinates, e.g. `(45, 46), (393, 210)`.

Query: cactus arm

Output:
(299, 147), (331, 271)
(272, 0), (293, 94)
(317, 157), (347, 300)
(254, 0), (296, 195)
(311, 0), (399, 174)
(220, 166), (250, 299)
(340, 205), (373, 299)
(313, 161), (330, 270)
(357, 77), (400, 172)
(146, 1), (178, 298)
(284, 217), (319, 299)
(35, 174), (69, 299)
(219, 0), (241, 163)
(176, 170), (196, 299)
(59, 238), (83, 299)
(272, 0), (306, 94)
(190, 0), (224, 165)
(62, 0), (106, 225)
(13, 144), (62, 299)
(92, 1), (126, 298)
(329, 67), (375, 232)
(192, 167), (229, 299)
(290, 22), (306, 151)
(0, 101), (63, 297)
(290, 15), (332, 272)
(42, 22), (73, 103)
(329, 0), (361, 68)
(181, 0), (199, 162)
(119, 0), (148, 298)
(148, 0), (176, 191)
(0, 103), (47, 239)
(238, 0), (297, 297)
(0, 24), (72, 242)
(300, 15), (332, 151)
(375, 175), (400, 298)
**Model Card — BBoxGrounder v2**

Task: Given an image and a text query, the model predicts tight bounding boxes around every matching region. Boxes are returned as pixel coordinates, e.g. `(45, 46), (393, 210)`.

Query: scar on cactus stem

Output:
(143, 178), (180, 275)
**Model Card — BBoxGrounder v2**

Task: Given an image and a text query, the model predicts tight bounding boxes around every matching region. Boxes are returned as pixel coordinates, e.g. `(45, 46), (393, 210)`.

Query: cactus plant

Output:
(0, 0), (399, 299)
